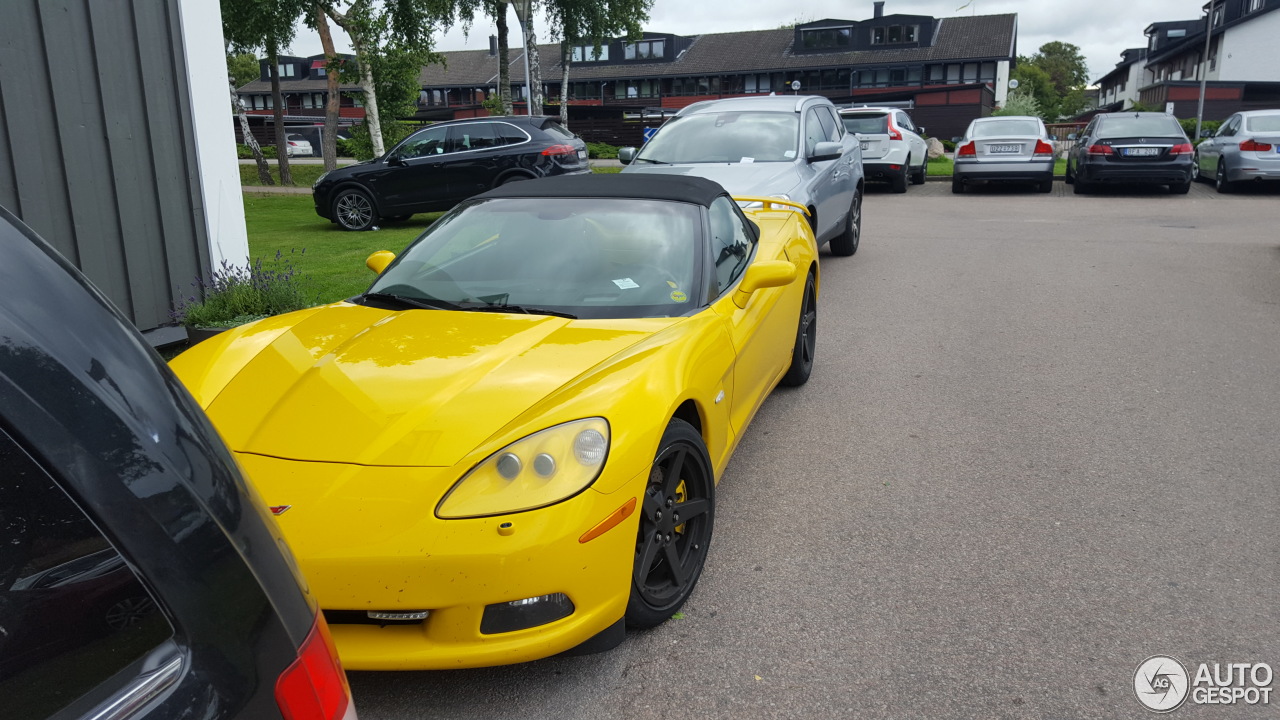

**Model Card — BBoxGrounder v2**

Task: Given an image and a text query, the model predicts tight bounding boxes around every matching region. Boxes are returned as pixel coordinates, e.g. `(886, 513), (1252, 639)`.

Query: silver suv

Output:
(838, 106), (929, 193)
(618, 95), (865, 256)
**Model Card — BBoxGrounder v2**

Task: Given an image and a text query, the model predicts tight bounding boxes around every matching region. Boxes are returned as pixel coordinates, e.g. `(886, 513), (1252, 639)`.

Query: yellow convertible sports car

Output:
(171, 174), (819, 669)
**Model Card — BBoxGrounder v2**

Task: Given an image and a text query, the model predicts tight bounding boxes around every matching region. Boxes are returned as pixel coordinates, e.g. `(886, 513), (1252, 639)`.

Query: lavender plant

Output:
(172, 249), (314, 329)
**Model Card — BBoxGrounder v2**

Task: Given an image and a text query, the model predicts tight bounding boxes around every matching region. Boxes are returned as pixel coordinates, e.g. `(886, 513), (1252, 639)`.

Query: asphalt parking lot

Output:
(349, 178), (1280, 719)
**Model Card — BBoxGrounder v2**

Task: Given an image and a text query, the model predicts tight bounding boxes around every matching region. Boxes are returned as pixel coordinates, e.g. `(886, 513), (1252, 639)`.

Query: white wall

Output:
(1218, 10), (1280, 81)
(177, 0), (250, 270)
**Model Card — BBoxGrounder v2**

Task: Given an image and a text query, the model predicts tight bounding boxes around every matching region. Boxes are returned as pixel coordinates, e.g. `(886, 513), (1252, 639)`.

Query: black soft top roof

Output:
(474, 173), (727, 208)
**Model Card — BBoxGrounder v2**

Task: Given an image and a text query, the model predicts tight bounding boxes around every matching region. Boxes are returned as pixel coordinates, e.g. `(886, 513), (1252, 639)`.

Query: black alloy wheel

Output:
(830, 189), (861, 256)
(1216, 161), (1233, 194)
(626, 419), (714, 629)
(781, 272), (817, 387)
(334, 188), (378, 231)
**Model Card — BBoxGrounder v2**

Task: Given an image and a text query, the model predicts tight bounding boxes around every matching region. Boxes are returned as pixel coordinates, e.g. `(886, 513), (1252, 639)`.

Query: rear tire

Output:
(1037, 178), (1053, 193)
(625, 419), (714, 630)
(1170, 180), (1191, 195)
(1072, 177), (1090, 195)
(909, 155), (926, 185)
(1064, 163), (1075, 185)
(890, 166), (908, 193)
(951, 177), (965, 194)
(829, 189), (861, 257)
(1215, 161), (1233, 194)
(780, 272), (817, 387)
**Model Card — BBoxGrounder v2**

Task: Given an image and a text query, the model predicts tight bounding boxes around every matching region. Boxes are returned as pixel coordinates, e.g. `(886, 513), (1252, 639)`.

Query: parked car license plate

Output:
(988, 144), (1021, 153)
(578, 149), (587, 160)
(1122, 147), (1160, 157)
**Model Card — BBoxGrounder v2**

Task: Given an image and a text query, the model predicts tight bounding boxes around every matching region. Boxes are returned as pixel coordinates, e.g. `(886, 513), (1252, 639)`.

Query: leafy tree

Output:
(1011, 41), (1090, 121)
(1032, 41), (1089, 96)
(543, 0), (653, 128)
(227, 52), (261, 88)
(993, 87), (1040, 117)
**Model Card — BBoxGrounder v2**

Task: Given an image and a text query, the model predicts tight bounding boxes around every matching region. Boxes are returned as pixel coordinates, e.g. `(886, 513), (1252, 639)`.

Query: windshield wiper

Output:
(634, 157), (671, 165)
(361, 292), (463, 312)
(458, 303), (577, 320)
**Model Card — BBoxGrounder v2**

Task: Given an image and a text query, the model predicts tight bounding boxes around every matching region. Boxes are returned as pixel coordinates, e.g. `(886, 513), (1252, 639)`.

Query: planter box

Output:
(185, 326), (229, 345)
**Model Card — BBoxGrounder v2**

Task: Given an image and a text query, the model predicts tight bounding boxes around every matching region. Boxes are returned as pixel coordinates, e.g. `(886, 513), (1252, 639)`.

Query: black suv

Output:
(0, 205), (356, 720)
(314, 115), (590, 230)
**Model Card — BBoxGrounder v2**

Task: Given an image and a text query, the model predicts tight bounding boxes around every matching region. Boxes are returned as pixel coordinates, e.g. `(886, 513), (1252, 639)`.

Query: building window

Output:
(980, 62), (996, 82)
(316, 67), (326, 77)
(744, 73), (772, 93)
(571, 44), (608, 62)
(1168, 29), (1186, 38)
(801, 26), (852, 50)
(945, 63), (961, 83)
(277, 63), (296, 78)
(963, 62), (978, 82)
(1248, 0), (1263, 11)
(624, 40), (664, 61)
(889, 68), (906, 84)
(1212, 7), (1224, 26)
(871, 25), (919, 45)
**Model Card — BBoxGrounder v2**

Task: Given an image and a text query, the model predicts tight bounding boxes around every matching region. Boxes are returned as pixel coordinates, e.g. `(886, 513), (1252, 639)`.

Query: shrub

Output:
(940, 139), (956, 152)
(586, 141), (619, 159)
(237, 143), (278, 159)
(172, 250), (314, 329)
(346, 122), (420, 160)
(1178, 117), (1221, 139)
(336, 137), (355, 157)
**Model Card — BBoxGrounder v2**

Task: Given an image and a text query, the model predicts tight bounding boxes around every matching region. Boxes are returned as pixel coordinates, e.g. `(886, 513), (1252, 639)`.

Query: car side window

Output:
(709, 196), (756, 297)
(821, 106), (843, 140)
(0, 429), (173, 716)
(448, 123), (499, 152)
(494, 122), (530, 146)
(897, 112), (915, 132)
(804, 108), (826, 156)
(1220, 117), (1238, 137)
(395, 126), (449, 159)
(814, 108), (840, 143)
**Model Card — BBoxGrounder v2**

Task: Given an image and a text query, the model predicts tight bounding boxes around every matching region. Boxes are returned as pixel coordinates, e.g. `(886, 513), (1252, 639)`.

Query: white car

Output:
(838, 106), (929, 193)
(285, 134), (313, 157)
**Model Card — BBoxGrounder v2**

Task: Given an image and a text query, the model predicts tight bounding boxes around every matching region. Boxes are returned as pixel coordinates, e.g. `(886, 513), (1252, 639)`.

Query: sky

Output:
(288, 0), (1215, 84)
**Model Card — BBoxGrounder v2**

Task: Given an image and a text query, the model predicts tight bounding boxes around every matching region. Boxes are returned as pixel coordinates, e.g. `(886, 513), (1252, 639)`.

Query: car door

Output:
(897, 111), (928, 167)
(707, 197), (797, 434)
(805, 106), (855, 241)
(375, 125), (454, 213)
(1201, 115), (1237, 173)
(443, 122), (507, 199)
(1071, 118), (1098, 174)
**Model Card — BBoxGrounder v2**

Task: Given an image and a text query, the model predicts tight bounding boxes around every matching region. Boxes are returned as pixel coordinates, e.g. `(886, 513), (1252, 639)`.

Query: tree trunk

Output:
(230, 77), (273, 185)
(525, 17), (542, 115)
(315, 3), (340, 172)
(559, 41), (571, 129)
(267, 39), (294, 185)
(325, 5), (384, 157)
(495, 1), (513, 115)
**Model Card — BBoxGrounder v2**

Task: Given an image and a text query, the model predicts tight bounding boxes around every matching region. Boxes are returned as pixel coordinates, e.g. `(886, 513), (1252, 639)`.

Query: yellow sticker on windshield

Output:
(670, 290), (688, 303)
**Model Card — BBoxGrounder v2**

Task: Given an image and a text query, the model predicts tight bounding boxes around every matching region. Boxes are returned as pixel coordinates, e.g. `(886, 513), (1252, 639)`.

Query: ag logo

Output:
(1135, 655), (1190, 712)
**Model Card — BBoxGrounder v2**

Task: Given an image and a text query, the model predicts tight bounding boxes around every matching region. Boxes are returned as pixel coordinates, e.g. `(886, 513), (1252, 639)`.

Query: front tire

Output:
(829, 189), (861, 256)
(780, 272), (817, 387)
(890, 165), (908, 193)
(626, 419), (714, 630)
(333, 188), (378, 231)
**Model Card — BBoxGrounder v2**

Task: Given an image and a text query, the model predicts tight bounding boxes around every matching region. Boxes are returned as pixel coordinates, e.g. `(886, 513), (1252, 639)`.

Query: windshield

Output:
(368, 197), (702, 320)
(841, 113), (889, 135)
(635, 112), (799, 163)
(1097, 116), (1185, 139)
(970, 119), (1041, 138)
(1245, 115), (1280, 133)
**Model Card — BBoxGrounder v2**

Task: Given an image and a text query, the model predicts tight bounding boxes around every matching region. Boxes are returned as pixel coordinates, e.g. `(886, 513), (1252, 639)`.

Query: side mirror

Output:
(733, 260), (796, 309)
(809, 141), (842, 163)
(366, 250), (396, 274)
(1067, 133), (1078, 141)
(917, 125), (927, 135)
(951, 136), (961, 144)
(618, 147), (638, 165)
(387, 154), (407, 167)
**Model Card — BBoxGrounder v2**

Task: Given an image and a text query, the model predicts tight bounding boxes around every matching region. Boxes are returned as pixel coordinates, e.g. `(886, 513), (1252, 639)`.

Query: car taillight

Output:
(1240, 139), (1273, 152)
(1169, 143), (1194, 155)
(275, 615), (354, 720)
(887, 120), (903, 142)
(956, 141), (976, 157)
(1033, 140), (1055, 157)
(541, 144), (577, 157)
(1087, 144), (1114, 156)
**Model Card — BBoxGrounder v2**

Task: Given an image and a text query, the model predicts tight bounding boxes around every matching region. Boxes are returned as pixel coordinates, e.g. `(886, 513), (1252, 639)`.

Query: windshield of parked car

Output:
(367, 197), (702, 320)
(841, 113), (889, 135)
(1096, 116), (1185, 139)
(970, 119), (1041, 138)
(1245, 115), (1280, 133)
(634, 112), (799, 163)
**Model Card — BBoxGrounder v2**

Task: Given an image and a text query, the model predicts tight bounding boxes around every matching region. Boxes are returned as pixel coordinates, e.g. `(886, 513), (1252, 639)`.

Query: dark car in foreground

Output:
(0, 205), (356, 720)
(314, 115), (589, 230)
(952, 115), (1055, 194)
(1065, 112), (1195, 195)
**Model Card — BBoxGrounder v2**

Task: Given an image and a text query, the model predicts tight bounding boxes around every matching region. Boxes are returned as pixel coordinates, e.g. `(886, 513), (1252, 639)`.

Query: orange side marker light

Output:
(579, 497), (638, 544)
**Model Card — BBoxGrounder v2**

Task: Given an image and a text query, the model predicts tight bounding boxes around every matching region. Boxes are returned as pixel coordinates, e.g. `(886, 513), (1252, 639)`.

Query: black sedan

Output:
(1065, 112), (1195, 195)
(0, 205), (356, 720)
(314, 115), (590, 230)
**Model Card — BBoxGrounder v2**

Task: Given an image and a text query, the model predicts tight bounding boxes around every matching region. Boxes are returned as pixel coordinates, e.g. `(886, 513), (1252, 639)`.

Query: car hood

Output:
(188, 304), (681, 467)
(623, 162), (801, 198)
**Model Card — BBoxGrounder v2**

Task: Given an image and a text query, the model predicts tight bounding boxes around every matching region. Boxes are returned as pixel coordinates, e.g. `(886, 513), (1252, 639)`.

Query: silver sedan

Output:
(1194, 109), (1280, 193)
(952, 116), (1055, 194)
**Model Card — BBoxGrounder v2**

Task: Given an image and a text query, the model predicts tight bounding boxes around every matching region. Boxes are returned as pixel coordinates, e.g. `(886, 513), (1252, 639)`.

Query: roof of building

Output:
(1094, 48), (1148, 85)
(418, 13), (1018, 88)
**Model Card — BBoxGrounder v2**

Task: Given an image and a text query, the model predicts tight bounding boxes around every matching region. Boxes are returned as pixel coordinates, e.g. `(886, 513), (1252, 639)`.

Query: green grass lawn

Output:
(927, 156), (1068, 177)
(243, 194), (442, 304)
(240, 163), (333, 187)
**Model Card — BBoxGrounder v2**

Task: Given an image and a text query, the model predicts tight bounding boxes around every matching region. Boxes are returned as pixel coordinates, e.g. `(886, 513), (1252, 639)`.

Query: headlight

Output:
(436, 418), (610, 519)
(313, 171), (330, 188)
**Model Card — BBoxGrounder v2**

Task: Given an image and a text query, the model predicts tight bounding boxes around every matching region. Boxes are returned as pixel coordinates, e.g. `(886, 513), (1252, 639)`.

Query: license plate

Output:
(988, 144), (1021, 153)
(577, 149), (587, 160)
(1122, 147), (1160, 157)
(860, 141), (870, 151)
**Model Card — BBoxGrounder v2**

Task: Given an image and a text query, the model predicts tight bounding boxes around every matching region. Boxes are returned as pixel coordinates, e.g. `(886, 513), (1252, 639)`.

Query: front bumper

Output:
(236, 452), (644, 670)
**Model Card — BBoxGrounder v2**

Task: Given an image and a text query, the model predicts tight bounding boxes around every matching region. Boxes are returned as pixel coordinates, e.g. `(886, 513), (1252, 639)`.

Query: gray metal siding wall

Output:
(0, 0), (211, 331)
